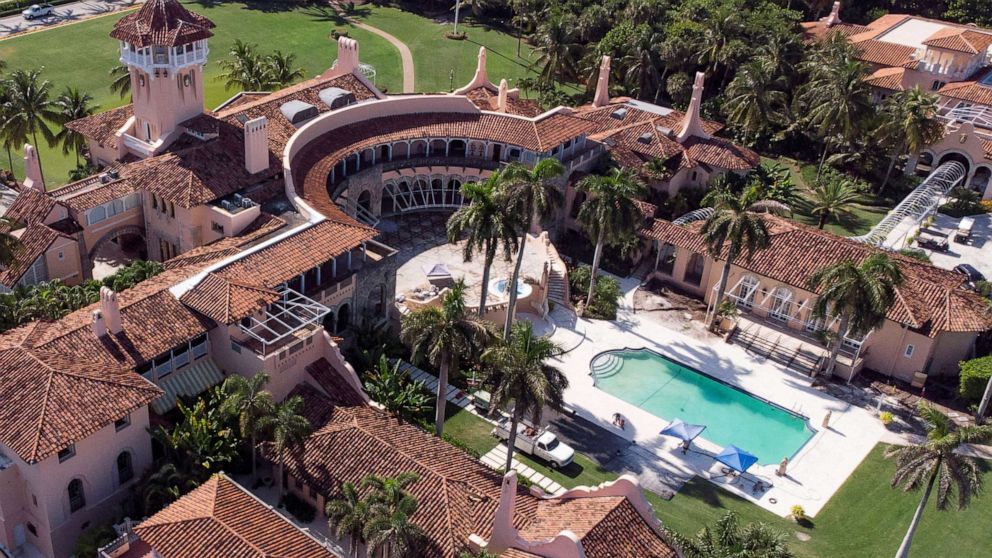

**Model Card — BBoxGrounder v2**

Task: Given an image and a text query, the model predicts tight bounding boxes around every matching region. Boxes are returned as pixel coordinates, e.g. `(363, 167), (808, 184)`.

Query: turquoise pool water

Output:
(592, 349), (814, 464)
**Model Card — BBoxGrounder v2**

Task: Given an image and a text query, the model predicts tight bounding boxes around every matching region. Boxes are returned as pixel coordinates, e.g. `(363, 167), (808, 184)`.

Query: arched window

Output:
(336, 304), (351, 333)
(736, 276), (759, 310)
(117, 451), (134, 484)
(769, 287), (793, 322)
(684, 253), (705, 286)
(656, 243), (677, 275)
(68, 479), (85, 513)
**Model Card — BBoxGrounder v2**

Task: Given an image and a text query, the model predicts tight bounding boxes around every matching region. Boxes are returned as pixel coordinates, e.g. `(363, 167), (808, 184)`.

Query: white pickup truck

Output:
(493, 416), (574, 469)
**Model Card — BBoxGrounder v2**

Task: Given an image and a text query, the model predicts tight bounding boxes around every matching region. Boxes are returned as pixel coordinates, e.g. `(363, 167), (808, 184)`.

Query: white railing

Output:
(119, 42), (208, 72)
(121, 134), (156, 158)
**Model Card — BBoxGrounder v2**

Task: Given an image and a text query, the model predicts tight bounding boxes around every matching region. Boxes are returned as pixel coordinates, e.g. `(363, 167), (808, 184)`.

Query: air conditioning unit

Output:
(220, 200), (235, 212)
(241, 197), (255, 208)
(98, 173), (110, 184)
(107, 169), (120, 179)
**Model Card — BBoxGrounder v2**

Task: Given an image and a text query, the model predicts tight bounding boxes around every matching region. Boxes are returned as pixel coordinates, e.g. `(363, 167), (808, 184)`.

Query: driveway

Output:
(0, 0), (138, 38)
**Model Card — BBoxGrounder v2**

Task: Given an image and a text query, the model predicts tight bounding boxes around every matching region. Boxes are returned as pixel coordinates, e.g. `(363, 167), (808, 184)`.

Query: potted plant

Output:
(879, 411), (894, 427)
(790, 505), (806, 522)
(715, 300), (739, 333)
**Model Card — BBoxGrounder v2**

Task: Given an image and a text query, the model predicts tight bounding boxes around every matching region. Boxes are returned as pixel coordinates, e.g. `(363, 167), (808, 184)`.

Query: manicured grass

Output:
(443, 405), (498, 456)
(0, 1), (404, 185)
(439, 408), (992, 558)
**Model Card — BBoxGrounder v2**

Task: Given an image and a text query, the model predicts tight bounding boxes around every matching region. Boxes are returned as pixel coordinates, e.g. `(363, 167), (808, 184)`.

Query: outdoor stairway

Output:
(590, 352), (623, 382)
(729, 326), (822, 376)
(546, 246), (570, 307)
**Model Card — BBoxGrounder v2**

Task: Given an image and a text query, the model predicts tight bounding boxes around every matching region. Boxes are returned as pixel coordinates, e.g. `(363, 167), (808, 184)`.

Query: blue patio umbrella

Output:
(715, 445), (759, 474)
(659, 419), (706, 442)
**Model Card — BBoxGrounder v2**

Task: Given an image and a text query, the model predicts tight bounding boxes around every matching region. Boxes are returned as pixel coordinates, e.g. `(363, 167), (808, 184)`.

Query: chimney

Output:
(244, 116), (269, 174)
(91, 309), (107, 338)
(497, 79), (508, 113)
(593, 56), (611, 108)
(100, 287), (122, 334)
(676, 72), (710, 144)
(22, 144), (45, 192)
(473, 47), (489, 88)
(486, 471), (520, 553)
(335, 37), (360, 75)
(826, 2), (842, 27)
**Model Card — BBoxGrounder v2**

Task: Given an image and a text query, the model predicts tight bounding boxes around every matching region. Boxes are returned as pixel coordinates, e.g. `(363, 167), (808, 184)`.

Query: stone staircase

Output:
(729, 324), (824, 377)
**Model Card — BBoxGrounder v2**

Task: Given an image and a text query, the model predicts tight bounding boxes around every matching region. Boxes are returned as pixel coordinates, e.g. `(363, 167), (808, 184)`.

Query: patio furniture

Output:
(911, 371), (928, 389)
(715, 445), (759, 482)
(660, 418), (706, 454)
(955, 217), (974, 243)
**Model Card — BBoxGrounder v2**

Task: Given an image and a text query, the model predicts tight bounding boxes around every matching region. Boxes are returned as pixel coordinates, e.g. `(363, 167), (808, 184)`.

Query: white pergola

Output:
(239, 287), (330, 354)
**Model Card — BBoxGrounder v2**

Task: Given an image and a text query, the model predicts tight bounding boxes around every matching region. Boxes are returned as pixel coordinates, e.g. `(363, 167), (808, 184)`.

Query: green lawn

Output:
(440, 407), (992, 558)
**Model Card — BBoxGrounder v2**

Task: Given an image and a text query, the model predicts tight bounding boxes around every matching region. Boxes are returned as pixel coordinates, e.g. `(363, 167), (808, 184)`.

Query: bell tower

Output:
(111, 0), (215, 150)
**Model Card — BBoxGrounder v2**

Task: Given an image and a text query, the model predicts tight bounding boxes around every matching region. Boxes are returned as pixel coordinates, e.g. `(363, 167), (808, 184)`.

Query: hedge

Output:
(959, 355), (992, 402)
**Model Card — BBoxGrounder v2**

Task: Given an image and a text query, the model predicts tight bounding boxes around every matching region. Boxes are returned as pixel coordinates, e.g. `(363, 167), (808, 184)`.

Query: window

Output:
(58, 445), (76, 463)
(117, 452), (134, 484)
(684, 253), (705, 286)
(904, 344), (915, 358)
(191, 333), (208, 359)
(211, 221), (224, 234)
(57, 250), (64, 261)
(114, 414), (130, 431)
(769, 287), (793, 322)
(26, 523), (36, 537)
(691, 171), (698, 182)
(931, 80), (945, 91)
(154, 354), (172, 379)
(67, 480), (85, 513)
(87, 205), (107, 225)
(656, 243), (677, 275)
(151, 194), (158, 210)
(172, 346), (190, 370)
(736, 276), (759, 310)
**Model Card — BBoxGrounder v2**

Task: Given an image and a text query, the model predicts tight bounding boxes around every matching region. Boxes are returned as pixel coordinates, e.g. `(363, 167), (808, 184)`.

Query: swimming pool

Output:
(591, 349), (814, 464)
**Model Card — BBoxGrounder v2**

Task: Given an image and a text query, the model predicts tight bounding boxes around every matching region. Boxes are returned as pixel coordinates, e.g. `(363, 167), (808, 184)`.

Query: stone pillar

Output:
(676, 72), (710, 144)
(593, 56), (611, 108)
(22, 144), (45, 191)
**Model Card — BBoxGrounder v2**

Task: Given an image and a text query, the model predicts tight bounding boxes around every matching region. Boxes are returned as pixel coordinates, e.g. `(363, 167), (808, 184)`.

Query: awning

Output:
(659, 419), (706, 442)
(715, 445), (759, 474)
(151, 358), (224, 415)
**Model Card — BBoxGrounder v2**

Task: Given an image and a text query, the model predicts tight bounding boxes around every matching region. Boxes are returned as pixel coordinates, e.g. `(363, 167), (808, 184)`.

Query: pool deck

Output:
(550, 275), (887, 518)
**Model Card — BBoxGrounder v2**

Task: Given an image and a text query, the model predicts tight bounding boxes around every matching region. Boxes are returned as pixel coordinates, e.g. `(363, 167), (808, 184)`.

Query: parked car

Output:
(22, 3), (54, 19)
(493, 415), (574, 469)
(953, 263), (986, 286)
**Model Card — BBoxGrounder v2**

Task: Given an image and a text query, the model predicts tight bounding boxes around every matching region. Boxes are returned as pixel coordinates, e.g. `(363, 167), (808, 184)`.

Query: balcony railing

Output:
(239, 287), (330, 355)
(119, 42), (208, 72)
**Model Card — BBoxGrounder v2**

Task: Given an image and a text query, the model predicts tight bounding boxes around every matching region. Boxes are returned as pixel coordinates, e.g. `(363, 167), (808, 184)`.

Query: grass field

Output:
(441, 407), (992, 558)
(1, 1), (538, 186)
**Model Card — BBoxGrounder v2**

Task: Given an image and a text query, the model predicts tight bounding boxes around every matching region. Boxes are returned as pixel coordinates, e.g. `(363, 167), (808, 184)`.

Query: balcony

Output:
(119, 41), (209, 73)
(239, 288), (330, 357)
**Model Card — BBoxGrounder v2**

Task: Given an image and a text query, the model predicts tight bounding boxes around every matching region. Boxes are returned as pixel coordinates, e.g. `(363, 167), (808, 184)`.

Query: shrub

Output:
(980, 200), (992, 213)
(879, 411), (894, 425)
(282, 491), (316, 523)
(975, 280), (992, 298)
(73, 522), (118, 558)
(959, 355), (992, 402)
(897, 248), (930, 262)
(790, 505), (806, 520)
(568, 265), (622, 319)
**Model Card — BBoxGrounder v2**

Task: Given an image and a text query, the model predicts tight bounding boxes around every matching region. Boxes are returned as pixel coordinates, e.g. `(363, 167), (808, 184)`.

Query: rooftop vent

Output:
(107, 169), (120, 180)
(279, 100), (319, 126)
(637, 132), (653, 144)
(656, 126), (673, 137)
(98, 173), (110, 184)
(610, 107), (629, 120)
(318, 87), (356, 110)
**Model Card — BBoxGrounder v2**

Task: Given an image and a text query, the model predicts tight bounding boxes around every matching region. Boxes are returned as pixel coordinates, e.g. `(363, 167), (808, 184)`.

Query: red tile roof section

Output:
(110, 0), (215, 47)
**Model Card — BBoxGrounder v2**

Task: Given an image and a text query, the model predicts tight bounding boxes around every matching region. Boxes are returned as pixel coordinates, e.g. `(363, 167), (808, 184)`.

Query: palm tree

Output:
(798, 57), (873, 175)
(140, 462), (201, 515)
(668, 511), (793, 558)
(217, 40), (270, 92)
(723, 60), (787, 142)
(0, 80), (16, 173)
(326, 481), (372, 558)
(109, 64), (132, 100)
(1, 68), (59, 185)
(218, 372), (274, 485)
(0, 217), (22, 268)
(363, 491), (426, 558)
(52, 87), (97, 168)
(363, 355), (431, 423)
(400, 280), (494, 437)
(500, 159), (564, 337)
(446, 174), (518, 316)
(877, 87), (945, 194)
(257, 395), (311, 497)
(807, 253), (903, 377)
(701, 184), (787, 330)
(575, 168), (646, 311)
(803, 174), (865, 229)
(361, 472), (420, 510)
(621, 29), (663, 102)
(531, 11), (580, 87)
(886, 403), (992, 558)
(266, 50), (306, 89)
(483, 320), (568, 472)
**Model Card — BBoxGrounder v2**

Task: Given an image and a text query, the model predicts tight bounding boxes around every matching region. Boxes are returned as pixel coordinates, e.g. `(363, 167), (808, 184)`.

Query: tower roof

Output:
(111, 0), (215, 47)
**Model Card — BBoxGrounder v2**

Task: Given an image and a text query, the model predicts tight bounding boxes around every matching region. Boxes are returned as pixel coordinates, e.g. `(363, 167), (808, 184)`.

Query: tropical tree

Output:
(483, 320), (568, 472)
(140, 462), (201, 515)
(669, 511), (793, 558)
(52, 87), (97, 168)
(723, 60), (787, 142)
(266, 50), (306, 89)
(575, 168), (646, 311)
(531, 11), (580, 87)
(446, 174), (518, 316)
(803, 172), (866, 229)
(257, 395), (311, 496)
(886, 403), (992, 558)
(150, 399), (241, 481)
(0, 80), (16, 173)
(326, 481), (372, 558)
(109, 64), (131, 100)
(798, 57), (873, 175)
(0, 216), (22, 269)
(807, 253), (903, 377)
(362, 473), (427, 558)
(877, 87), (945, 194)
(400, 280), (494, 436)
(363, 355), (431, 423)
(621, 29), (664, 103)
(701, 184), (787, 329)
(1, 68), (59, 185)
(217, 40), (270, 92)
(218, 372), (274, 484)
(500, 159), (564, 337)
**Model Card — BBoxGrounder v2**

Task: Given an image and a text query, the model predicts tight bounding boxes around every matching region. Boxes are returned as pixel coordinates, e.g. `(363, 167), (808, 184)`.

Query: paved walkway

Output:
(0, 0), (138, 39)
(480, 445), (566, 495)
(332, 3), (415, 93)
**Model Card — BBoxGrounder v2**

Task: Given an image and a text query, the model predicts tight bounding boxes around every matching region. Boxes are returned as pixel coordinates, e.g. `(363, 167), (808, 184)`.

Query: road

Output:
(0, 0), (138, 38)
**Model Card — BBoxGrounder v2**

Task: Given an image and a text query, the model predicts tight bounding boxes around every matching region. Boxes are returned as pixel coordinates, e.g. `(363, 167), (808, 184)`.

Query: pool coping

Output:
(588, 346), (819, 463)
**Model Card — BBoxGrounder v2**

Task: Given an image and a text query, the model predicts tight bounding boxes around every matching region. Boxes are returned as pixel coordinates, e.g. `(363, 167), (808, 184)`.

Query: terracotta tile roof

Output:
(51, 174), (137, 212)
(576, 99), (723, 136)
(938, 68), (992, 106)
(110, 0), (215, 48)
(521, 497), (677, 558)
(2, 187), (58, 227)
(643, 215), (992, 335)
(179, 273), (281, 324)
(0, 223), (63, 287)
(464, 86), (543, 117)
(800, 21), (872, 41)
(866, 67), (907, 91)
(682, 136), (760, 171)
(133, 474), (336, 558)
(305, 358), (366, 406)
(163, 214), (287, 270)
(923, 28), (992, 54)
(853, 39), (917, 67)
(65, 105), (133, 150)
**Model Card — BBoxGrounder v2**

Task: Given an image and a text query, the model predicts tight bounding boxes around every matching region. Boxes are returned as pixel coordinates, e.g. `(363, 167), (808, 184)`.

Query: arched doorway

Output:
(117, 451), (133, 484)
(969, 166), (991, 195)
(336, 303), (350, 333)
(938, 152), (971, 177)
(89, 226), (146, 281)
(356, 190), (373, 215)
(448, 139), (466, 157)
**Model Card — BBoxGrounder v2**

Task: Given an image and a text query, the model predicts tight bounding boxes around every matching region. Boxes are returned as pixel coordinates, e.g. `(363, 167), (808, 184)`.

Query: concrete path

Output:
(481, 444), (567, 496)
(332, 4), (414, 93)
(0, 0), (138, 38)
